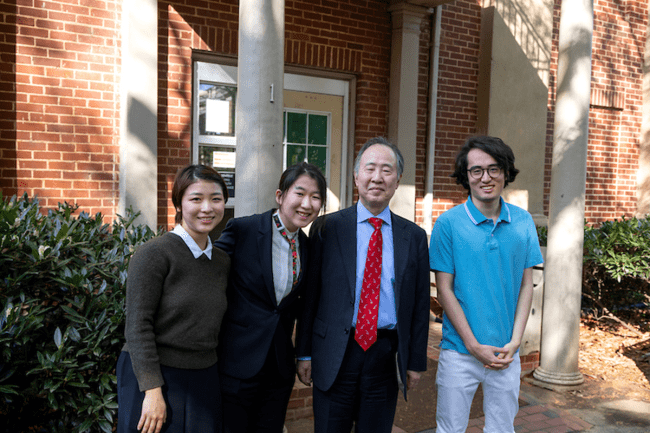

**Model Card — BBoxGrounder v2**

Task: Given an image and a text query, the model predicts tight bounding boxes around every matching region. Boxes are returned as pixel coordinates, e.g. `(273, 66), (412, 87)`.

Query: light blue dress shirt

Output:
(352, 201), (397, 330)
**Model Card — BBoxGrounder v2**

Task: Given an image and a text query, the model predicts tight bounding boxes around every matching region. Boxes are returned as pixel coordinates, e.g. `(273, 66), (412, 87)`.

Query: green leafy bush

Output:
(582, 216), (650, 327)
(583, 216), (650, 281)
(536, 217), (650, 329)
(0, 194), (160, 432)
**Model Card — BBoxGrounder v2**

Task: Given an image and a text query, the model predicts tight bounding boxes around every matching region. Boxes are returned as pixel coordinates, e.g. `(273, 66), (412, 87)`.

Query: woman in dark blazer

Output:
(214, 162), (327, 433)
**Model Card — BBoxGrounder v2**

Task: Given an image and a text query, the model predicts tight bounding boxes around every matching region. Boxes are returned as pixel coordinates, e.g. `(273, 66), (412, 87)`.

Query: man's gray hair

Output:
(353, 137), (404, 178)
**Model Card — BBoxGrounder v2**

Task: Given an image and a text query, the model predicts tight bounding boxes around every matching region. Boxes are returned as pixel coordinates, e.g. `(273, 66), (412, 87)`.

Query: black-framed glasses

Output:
(467, 165), (502, 179)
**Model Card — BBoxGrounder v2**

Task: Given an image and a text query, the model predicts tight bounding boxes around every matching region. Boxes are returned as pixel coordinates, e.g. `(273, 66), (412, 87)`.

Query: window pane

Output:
(287, 145), (306, 166)
(307, 146), (327, 174)
(199, 82), (236, 136)
(287, 112), (307, 144)
(308, 114), (328, 145)
(199, 146), (236, 198)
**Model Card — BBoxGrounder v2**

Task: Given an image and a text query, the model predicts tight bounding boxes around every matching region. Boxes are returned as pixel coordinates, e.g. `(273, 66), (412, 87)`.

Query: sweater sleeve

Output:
(124, 237), (169, 391)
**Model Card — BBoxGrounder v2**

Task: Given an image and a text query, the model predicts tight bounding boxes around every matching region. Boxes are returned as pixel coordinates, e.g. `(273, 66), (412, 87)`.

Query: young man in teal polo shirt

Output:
(429, 135), (543, 433)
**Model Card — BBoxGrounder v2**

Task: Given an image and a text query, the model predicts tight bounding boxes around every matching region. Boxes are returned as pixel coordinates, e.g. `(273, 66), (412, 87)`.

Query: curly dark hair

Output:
(451, 135), (519, 191)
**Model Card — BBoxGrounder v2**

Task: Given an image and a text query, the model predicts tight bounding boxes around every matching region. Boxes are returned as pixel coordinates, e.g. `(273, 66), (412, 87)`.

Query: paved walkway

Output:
(286, 320), (650, 432)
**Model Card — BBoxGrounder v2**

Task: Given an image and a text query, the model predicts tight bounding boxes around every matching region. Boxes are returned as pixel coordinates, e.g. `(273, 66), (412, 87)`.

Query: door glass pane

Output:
(287, 112), (307, 144)
(307, 146), (327, 174)
(287, 145), (306, 166)
(199, 83), (236, 136)
(199, 146), (236, 199)
(308, 114), (328, 145)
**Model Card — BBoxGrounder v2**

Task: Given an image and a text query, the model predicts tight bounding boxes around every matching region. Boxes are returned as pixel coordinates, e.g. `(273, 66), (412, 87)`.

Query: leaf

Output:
(48, 391), (59, 410)
(67, 326), (81, 342)
(54, 327), (63, 349)
(99, 420), (113, 433)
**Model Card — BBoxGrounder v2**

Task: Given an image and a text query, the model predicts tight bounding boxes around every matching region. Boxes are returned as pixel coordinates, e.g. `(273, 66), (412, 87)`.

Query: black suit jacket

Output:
(215, 209), (308, 380)
(296, 204), (430, 399)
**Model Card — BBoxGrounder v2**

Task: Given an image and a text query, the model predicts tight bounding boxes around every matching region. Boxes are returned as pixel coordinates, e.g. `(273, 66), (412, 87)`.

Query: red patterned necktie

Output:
(355, 217), (383, 351)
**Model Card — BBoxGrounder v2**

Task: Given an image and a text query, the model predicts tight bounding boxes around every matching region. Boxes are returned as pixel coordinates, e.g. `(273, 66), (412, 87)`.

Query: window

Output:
(193, 59), (351, 212)
(193, 62), (237, 204)
(284, 111), (329, 176)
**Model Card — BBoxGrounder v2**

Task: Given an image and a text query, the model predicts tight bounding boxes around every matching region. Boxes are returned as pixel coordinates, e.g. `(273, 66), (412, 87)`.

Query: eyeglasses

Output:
(467, 165), (502, 179)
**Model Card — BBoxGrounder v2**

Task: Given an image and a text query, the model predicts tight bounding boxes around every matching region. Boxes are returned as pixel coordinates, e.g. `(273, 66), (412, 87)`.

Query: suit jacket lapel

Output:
(258, 211), (277, 307)
(391, 212), (409, 314)
(337, 206), (358, 301)
(297, 229), (308, 286)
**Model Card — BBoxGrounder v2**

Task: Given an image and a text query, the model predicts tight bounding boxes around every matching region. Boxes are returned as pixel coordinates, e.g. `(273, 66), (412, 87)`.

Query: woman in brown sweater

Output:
(117, 164), (230, 433)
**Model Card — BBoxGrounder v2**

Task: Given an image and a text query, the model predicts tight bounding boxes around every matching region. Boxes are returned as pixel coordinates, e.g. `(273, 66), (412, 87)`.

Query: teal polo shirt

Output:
(429, 197), (543, 354)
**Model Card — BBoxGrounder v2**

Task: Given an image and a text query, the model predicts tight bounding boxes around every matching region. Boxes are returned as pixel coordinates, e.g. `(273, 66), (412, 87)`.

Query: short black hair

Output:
(172, 164), (228, 225)
(451, 135), (519, 191)
(277, 162), (328, 210)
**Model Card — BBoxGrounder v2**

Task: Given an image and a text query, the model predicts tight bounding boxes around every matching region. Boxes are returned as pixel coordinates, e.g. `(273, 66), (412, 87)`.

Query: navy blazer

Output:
(296, 204), (430, 399)
(215, 209), (308, 380)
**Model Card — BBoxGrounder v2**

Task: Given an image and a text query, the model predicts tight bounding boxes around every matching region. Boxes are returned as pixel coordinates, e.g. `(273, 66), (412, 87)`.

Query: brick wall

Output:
(583, 3), (645, 223)
(543, 0), (646, 225)
(160, 0), (399, 227)
(2, 0), (121, 222)
(434, 0), (648, 226)
(429, 1), (483, 221)
(1, 0), (647, 225)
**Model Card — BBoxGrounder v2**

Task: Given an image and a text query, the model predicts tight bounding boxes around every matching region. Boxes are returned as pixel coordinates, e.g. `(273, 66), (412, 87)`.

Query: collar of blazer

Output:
(258, 208), (307, 308)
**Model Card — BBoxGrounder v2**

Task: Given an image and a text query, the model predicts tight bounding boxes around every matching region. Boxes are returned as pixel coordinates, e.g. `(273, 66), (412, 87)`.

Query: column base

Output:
(533, 366), (584, 385)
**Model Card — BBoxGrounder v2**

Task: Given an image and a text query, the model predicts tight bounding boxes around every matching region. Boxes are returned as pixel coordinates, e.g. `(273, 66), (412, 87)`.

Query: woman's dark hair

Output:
(451, 135), (520, 191)
(278, 162), (328, 210)
(172, 164), (228, 224)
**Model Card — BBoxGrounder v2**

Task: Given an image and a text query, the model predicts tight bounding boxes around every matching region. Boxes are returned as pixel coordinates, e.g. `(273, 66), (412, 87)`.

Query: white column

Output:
(533, 0), (593, 386)
(235, 0), (285, 217)
(387, 3), (427, 221)
(119, 0), (158, 228)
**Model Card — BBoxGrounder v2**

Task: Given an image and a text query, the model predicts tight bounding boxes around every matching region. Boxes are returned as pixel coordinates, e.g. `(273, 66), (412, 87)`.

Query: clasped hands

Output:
(468, 341), (519, 370)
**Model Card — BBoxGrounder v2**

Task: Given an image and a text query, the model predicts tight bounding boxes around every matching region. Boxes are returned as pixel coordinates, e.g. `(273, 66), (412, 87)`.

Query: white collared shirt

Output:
(171, 225), (213, 259)
(271, 212), (301, 304)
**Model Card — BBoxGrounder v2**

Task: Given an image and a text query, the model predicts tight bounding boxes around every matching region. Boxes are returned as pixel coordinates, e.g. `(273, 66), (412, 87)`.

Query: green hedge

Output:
(0, 194), (160, 432)
(582, 216), (650, 326)
(538, 216), (650, 328)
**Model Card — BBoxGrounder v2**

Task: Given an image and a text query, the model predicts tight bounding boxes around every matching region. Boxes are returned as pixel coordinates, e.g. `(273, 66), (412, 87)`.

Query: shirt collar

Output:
(356, 201), (391, 226)
(273, 211), (299, 239)
(463, 196), (511, 225)
(171, 225), (213, 259)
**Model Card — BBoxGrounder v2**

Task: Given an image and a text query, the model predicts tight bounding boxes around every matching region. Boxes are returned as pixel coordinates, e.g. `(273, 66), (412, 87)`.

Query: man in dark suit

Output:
(296, 137), (430, 433)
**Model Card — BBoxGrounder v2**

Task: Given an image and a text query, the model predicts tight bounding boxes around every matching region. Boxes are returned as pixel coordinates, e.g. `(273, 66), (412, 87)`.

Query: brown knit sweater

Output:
(122, 232), (229, 391)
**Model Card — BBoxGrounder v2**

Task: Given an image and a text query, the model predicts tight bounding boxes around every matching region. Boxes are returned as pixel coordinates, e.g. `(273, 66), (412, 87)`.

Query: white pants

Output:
(435, 349), (521, 433)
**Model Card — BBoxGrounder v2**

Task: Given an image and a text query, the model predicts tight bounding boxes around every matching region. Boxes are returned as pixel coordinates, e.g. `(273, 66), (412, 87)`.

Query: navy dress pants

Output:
(219, 347), (295, 433)
(312, 329), (399, 433)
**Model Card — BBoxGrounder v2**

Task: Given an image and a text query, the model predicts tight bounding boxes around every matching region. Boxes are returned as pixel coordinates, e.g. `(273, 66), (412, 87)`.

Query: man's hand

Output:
(494, 340), (520, 366)
(406, 370), (421, 390)
(468, 343), (513, 370)
(138, 387), (166, 433)
(297, 360), (312, 386)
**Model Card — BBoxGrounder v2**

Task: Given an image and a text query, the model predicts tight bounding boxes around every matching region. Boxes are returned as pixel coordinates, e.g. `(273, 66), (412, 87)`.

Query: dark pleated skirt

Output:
(117, 351), (222, 433)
